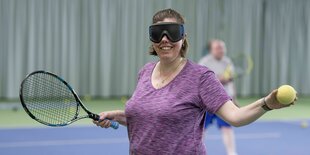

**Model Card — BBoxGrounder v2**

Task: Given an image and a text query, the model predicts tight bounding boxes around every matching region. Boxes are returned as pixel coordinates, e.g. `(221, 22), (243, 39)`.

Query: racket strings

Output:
(230, 54), (252, 77)
(22, 73), (78, 125)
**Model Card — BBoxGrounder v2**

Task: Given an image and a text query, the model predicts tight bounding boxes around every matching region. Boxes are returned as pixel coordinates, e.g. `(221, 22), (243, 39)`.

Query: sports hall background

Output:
(0, 0), (309, 99)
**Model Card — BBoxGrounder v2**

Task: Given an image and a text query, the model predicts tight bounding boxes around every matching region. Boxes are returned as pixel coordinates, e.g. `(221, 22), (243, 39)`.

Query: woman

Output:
(93, 9), (295, 155)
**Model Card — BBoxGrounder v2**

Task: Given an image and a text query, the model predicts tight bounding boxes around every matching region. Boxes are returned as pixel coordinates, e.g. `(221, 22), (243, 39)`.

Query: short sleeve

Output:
(131, 64), (149, 99)
(137, 67), (144, 82)
(199, 71), (231, 113)
(136, 62), (152, 82)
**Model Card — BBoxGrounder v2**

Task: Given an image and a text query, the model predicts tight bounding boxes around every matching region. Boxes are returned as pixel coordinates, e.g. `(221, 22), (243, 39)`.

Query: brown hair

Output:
(149, 8), (189, 57)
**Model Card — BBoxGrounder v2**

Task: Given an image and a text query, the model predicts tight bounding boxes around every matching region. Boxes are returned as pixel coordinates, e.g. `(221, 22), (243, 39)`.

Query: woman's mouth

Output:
(159, 46), (173, 50)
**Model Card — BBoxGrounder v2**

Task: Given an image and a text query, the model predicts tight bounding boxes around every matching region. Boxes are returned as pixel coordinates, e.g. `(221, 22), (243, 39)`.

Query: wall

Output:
(0, 0), (309, 98)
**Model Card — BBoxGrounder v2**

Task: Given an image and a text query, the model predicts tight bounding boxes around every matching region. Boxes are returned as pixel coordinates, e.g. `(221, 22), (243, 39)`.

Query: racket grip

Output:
(109, 120), (120, 129)
(93, 114), (119, 129)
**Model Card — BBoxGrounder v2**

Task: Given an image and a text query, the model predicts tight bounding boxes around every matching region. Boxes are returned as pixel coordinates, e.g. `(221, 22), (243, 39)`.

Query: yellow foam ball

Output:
(276, 85), (296, 105)
(301, 121), (308, 128)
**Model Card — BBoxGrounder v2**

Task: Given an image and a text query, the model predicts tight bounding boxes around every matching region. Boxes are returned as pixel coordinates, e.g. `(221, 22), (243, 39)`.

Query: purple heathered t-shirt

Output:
(125, 60), (231, 155)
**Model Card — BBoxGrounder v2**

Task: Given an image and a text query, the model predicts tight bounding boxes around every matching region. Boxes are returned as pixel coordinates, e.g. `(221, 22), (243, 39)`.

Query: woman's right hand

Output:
(93, 110), (126, 128)
(264, 89), (297, 110)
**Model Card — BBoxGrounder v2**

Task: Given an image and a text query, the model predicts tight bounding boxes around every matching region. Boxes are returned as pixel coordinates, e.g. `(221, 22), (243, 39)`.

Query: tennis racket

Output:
(19, 71), (119, 129)
(223, 53), (253, 79)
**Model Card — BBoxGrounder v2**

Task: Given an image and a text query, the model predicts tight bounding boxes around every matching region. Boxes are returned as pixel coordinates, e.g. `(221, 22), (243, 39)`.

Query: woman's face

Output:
(152, 18), (183, 61)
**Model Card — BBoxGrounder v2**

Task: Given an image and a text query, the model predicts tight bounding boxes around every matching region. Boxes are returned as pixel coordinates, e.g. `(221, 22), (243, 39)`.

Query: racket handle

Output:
(108, 120), (120, 129)
(93, 114), (119, 129)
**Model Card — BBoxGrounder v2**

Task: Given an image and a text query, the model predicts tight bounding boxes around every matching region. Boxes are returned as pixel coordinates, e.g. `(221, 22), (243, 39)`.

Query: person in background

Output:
(199, 39), (238, 155)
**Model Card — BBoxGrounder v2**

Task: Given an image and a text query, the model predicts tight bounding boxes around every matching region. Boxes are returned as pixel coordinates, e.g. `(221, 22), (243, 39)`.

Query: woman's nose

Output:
(161, 35), (169, 42)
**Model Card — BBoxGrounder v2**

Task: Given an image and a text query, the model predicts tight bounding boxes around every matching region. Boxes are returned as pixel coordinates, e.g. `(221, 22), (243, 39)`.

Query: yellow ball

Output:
(301, 121), (308, 128)
(276, 85), (296, 105)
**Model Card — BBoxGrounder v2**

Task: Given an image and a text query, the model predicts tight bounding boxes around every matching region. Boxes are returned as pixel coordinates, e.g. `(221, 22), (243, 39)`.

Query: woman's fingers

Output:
(294, 95), (298, 101)
(265, 89), (298, 109)
(93, 112), (111, 128)
(98, 119), (111, 128)
(93, 111), (119, 128)
(92, 120), (98, 126)
(99, 112), (108, 120)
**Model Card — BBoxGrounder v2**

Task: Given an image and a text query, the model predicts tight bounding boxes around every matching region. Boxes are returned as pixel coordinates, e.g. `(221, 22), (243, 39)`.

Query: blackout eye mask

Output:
(149, 22), (185, 43)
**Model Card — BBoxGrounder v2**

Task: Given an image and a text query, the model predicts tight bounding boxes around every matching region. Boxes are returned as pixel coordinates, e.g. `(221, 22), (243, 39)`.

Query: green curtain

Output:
(1, 0), (309, 98)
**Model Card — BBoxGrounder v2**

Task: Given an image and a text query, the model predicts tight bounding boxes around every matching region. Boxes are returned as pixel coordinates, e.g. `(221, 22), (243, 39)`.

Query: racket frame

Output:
(229, 53), (253, 79)
(19, 70), (119, 129)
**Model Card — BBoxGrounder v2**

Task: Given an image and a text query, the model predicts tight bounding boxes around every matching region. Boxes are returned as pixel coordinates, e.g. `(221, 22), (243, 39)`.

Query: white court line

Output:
(0, 132), (280, 148)
(206, 132), (281, 140)
(0, 138), (129, 148)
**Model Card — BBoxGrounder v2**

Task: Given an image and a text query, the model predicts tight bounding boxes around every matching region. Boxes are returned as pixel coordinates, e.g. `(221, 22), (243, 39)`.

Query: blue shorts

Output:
(204, 113), (231, 128)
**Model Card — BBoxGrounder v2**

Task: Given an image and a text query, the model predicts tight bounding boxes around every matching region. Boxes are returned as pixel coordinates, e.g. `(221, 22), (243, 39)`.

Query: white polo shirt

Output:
(198, 54), (235, 97)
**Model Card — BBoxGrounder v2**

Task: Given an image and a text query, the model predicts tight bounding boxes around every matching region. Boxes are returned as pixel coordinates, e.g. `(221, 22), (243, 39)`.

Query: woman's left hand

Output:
(264, 89), (298, 110)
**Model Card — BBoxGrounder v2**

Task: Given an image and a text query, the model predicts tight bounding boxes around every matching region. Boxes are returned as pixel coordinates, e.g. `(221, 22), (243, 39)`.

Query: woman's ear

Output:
(183, 33), (187, 43)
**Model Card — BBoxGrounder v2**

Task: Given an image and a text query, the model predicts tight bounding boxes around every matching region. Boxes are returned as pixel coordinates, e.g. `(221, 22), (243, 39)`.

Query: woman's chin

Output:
(158, 51), (175, 59)
(158, 55), (174, 60)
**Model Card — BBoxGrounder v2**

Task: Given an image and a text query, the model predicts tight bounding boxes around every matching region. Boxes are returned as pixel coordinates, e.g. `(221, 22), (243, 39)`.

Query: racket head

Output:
(230, 53), (253, 78)
(19, 71), (80, 127)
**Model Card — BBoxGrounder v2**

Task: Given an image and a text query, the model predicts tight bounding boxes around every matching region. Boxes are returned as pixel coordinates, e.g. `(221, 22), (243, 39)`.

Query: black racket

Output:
(19, 71), (119, 129)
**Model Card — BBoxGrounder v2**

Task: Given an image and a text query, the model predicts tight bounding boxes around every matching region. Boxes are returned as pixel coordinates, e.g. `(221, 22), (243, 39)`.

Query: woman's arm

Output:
(93, 110), (127, 128)
(216, 90), (295, 127)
